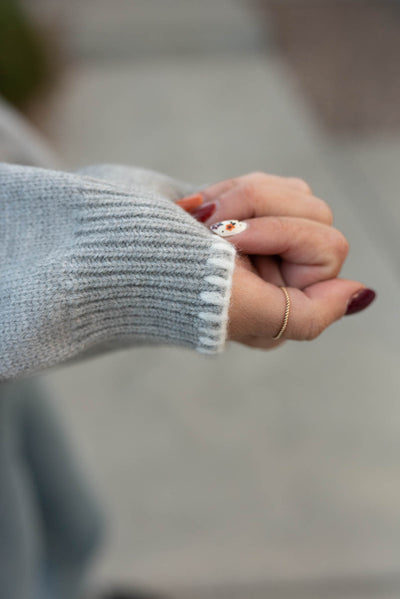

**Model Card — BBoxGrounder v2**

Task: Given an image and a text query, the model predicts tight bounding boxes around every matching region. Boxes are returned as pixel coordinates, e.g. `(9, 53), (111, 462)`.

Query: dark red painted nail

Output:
(345, 288), (376, 315)
(191, 202), (217, 223)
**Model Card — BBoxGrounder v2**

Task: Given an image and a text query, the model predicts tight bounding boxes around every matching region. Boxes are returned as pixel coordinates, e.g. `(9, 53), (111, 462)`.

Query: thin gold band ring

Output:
(272, 286), (290, 340)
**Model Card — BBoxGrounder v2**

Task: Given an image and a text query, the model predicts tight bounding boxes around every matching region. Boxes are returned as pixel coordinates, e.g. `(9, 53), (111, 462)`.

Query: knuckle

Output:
(240, 177), (258, 201)
(240, 174), (267, 217)
(318, 200), (334, 225)
(330, 229), (350, 260)
(248, 170), (266, 181)
(244, 171), (268, 188)
(289, 177), (312, 193)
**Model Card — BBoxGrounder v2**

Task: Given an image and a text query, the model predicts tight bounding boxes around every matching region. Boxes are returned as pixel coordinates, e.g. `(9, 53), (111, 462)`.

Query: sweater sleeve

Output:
(0, 163), (236, 381)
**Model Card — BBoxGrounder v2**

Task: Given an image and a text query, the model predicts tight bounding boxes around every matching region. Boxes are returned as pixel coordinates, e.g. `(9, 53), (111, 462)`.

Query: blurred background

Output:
(1, 1), (400, 597)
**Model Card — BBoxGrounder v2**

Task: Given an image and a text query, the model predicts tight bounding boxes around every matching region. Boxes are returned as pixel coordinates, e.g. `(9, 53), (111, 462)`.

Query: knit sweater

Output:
(0, 163), (236, 381)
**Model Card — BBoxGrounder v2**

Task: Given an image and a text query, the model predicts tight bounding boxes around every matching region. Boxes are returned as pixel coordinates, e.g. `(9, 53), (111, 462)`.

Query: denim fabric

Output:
(0, 379), (104, 599)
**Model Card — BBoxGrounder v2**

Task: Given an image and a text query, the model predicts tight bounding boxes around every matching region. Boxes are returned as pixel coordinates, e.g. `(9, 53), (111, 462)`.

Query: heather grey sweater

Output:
(0, 163), (236, 381)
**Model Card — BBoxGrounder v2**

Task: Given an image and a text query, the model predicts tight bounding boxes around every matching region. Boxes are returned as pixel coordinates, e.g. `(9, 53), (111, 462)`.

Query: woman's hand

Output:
(228, 253), (373, 350)
(177, 172), (376, 349)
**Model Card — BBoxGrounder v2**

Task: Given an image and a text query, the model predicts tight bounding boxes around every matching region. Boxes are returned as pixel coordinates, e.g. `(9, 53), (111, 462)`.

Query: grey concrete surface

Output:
(27, 1), (400, 597)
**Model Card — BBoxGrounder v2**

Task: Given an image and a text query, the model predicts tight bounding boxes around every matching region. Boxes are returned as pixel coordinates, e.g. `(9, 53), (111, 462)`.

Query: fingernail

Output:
(345, 288), (376, 315)
(176, 194), (203, 211)
(191, 202), (217, 223)
(210, 220), (248, 237)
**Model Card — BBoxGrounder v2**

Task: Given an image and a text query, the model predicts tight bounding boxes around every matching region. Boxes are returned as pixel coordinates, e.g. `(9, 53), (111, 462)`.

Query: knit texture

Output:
(0, 163), (236, 381)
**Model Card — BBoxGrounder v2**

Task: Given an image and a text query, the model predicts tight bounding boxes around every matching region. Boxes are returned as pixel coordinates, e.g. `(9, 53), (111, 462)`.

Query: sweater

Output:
(0, 163), (236, 381)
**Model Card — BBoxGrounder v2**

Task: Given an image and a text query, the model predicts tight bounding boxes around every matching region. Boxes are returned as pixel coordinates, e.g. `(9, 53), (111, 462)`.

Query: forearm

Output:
(0, 163), (235, 381)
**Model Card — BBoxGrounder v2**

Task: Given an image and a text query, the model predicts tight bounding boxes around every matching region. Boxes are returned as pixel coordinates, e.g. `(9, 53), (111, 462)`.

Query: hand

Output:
(177, 172), (376, 349)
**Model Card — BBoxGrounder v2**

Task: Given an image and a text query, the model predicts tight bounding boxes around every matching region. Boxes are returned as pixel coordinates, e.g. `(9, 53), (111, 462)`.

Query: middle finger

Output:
(211, 216), (349, 289)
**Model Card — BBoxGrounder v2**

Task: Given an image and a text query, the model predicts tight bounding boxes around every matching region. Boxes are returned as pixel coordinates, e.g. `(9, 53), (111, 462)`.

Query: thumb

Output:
(288, 279), (376, 340)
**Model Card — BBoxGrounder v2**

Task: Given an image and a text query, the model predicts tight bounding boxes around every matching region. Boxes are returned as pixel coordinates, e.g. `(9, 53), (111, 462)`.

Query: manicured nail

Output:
(345, 288), (376, 315)
(176, 194), (203, 211)
(210, 220), (248, 237)
(191, 202), (217, 223)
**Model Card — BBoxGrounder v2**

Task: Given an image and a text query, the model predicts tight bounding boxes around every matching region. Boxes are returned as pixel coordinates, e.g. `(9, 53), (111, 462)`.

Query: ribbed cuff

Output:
(66, 179), (236, 355)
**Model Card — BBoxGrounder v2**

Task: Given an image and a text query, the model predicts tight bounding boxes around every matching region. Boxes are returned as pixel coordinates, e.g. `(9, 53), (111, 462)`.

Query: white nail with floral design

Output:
(209, 220), (248, 237)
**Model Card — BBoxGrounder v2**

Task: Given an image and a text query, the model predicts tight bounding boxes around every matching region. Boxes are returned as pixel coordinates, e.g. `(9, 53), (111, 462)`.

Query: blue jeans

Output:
(0, 379), (104, 599)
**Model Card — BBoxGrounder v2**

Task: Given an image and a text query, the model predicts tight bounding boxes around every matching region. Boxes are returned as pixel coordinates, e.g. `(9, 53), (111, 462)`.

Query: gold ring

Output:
(272, 286), (290, 340)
